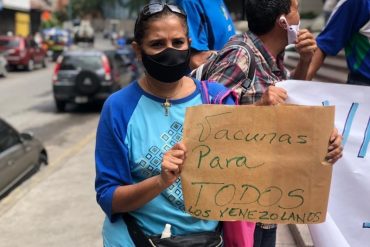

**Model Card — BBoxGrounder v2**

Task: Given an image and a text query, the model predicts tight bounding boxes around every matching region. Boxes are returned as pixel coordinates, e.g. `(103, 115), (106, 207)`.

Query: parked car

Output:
(73, 20), (94, 44)
(104, 47), (141, 86)
(0, 54), (8, 77)
(52, 49), (137, 111)
(0, 35), (47, 71)
(0, 118), (48, 198)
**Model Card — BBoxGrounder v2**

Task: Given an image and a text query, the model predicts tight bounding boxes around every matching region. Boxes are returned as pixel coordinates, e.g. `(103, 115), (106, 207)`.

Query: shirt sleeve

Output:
(317, 0), (370, 56)
(95, 98), (133, 222)
(176, 0), (210, 51)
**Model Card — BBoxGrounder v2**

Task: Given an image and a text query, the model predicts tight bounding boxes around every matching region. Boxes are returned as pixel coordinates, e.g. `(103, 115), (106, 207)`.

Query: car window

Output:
(0, 39), (19, 48)
(0, 121), (20, 153)
(60, 55), (103, 71)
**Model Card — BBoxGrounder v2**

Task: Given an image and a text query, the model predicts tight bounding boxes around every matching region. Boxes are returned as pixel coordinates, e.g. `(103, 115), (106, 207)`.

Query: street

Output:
(0, 39), (108, 247)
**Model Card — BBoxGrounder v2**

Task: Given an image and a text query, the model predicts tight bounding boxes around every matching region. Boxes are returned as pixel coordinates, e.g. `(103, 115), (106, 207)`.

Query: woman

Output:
(95, 3), (343, 247)
(95, 3), (235, 246)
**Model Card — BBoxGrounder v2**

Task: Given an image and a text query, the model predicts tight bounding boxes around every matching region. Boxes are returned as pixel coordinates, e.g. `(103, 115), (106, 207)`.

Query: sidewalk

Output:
(0, 136), (304, 247)
(0, 138), (103, 247)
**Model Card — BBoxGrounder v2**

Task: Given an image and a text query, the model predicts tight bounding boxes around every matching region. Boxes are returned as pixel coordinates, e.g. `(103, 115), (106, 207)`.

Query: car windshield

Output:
(0, 39), (19, 48)
(60, 55), (102, 71)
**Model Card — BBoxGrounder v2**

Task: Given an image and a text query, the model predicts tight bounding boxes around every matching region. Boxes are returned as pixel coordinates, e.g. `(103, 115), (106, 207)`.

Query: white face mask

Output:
(280, 16), (300, 45)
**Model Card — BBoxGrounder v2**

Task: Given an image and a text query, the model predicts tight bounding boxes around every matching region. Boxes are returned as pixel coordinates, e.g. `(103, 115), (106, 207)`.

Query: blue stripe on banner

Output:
(363, 222), (370, 228)
(342, 103), (359, 146)
(358, 117), (370, 158)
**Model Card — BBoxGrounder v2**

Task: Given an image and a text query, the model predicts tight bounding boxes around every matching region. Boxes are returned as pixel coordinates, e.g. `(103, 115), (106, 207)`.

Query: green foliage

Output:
(41, 13), (61, 28)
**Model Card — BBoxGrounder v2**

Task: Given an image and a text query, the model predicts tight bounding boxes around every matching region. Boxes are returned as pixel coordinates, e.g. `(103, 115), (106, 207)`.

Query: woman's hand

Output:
(324, 128), (343, 165)
(159, 142), (187, 188)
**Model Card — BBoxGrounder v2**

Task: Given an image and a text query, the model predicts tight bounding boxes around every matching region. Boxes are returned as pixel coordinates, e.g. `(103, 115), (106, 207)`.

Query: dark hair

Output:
(134, 4), (188, 45)
(246, 0), (292, 35)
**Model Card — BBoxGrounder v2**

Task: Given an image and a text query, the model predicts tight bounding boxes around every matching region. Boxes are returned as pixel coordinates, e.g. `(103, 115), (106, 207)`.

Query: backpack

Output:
(192, 34), (257, 94)
(197, 79), (239, 105)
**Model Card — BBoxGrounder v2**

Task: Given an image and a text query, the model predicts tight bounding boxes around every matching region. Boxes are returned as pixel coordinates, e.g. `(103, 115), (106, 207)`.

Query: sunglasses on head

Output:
(140, 3), (186, 18)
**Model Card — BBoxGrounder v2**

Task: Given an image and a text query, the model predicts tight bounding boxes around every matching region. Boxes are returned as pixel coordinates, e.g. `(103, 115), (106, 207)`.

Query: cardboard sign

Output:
(181, 104), (335, 224)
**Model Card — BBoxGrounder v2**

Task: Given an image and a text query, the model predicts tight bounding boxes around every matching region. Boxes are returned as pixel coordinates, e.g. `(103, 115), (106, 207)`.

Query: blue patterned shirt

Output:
(95, 79), (234, 246)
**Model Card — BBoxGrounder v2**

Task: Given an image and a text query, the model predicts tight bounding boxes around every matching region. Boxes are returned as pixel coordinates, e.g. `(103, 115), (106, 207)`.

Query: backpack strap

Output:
(221, 37), (256, 89)
(195, 63), (206, 81)
(193, 34), (256, 90)
(199, 79), (211, 104)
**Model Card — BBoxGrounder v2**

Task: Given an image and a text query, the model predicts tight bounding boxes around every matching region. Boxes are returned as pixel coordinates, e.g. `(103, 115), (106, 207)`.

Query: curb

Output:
(289, 224), (314, 247)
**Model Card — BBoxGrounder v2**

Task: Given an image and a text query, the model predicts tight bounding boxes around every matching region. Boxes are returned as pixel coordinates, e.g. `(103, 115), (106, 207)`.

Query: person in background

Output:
(95, 3), (235, 246)
(115, 30), (127, 49)
(323, 0), (338, 23)
(193, 0), (343, 246)
(307, 0), (370, 86)
(176, 0), (236, 69)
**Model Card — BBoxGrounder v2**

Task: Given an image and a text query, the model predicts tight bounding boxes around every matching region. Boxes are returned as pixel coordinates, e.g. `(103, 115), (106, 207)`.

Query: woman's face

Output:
(140, 15), (189, 55)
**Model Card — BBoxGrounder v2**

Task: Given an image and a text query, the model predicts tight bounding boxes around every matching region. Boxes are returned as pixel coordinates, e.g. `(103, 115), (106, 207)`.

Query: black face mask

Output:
(141, 48), (190, 83)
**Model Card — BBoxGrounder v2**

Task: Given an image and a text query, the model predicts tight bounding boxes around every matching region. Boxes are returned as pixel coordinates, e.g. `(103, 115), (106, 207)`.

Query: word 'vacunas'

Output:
(197, 112), (309, 144)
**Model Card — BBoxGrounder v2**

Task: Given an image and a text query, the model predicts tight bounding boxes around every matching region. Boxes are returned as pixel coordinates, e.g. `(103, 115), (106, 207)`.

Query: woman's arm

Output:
(112, 143), (187, 213)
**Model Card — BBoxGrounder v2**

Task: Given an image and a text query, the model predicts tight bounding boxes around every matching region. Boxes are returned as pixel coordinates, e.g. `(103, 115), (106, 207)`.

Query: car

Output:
(52, 49), (137, 112)
(0, 35), (48, 71)
(104, 47), (141, 86)
(0, 54), (8, 77)
(73, 20), (95, 44)
(0, 118), (48, 198)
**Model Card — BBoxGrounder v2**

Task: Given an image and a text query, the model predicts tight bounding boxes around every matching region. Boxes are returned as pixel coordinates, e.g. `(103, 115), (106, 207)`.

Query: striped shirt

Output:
(201, 31), (289, 105)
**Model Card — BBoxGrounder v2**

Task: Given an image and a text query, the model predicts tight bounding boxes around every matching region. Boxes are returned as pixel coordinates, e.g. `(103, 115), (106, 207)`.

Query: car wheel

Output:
(0, 68), (7, 77)
(7, 64), (14, 71)
(55, 100), (66, 112)
(39, 152), (48, 166)
(26, 59), (34, 71)
(34, 151), (48, 172)
(75, 70), (100, 95)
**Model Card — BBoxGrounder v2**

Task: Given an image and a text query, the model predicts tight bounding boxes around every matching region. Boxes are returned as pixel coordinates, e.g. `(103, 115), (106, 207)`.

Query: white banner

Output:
(280, 80), (370, 247)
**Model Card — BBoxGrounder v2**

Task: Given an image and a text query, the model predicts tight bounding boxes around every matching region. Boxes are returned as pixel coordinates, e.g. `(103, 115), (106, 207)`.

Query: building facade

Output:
(0, 0), (31, 36)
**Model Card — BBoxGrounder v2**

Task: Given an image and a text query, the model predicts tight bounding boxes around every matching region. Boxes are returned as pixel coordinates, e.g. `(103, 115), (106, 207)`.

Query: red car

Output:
(0, 36), (47, 71)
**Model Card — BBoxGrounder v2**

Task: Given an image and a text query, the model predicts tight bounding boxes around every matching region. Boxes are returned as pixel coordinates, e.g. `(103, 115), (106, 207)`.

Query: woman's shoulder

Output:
(105, 81), (141, 106)
(101, 81), (144, 119)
